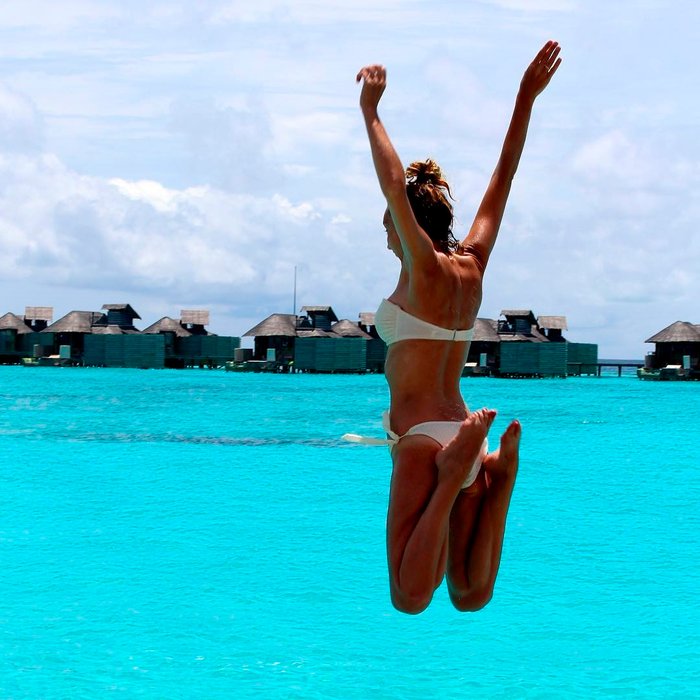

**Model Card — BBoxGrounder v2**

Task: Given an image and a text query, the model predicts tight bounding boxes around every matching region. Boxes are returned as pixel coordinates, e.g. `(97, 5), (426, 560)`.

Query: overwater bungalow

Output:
(333, 311), (386, 372)
(331, 319), (372, 339)
(137, 309), (238, 368)
(173, 310), (239, 368)
(180, 309), (211, 336)
(243, 306), (377, 373)
(468, 309), (596, 377)
(243, 313), (297, 367)
(538, 315), (568, 342)
(41, 310), (107, 362)
(14, 307), (56, 360)
(295, 332), (367, 373)
(299, 306), (338, 331)
(0, 312), (33, 334)
(24, 306), (54, 332)
(463, 318), (501, 375)
(0, 301), (239, 369)
(241, 303), (597, 376)
(143, 317), (193, 337)
(358, 312), (378, 337)
(494, 309), (555, 376)
(640, 321), (700, 380)
(497, 309), (544, 338)
(42, 306), (162, 368)
(97, 304), (141, 331)
(0, 312), (33, 362)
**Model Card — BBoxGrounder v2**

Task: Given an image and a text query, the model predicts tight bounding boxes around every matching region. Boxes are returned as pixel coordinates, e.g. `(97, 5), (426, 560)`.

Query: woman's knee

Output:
(391, 588), (433, 615)
(449, 585), (494, 612)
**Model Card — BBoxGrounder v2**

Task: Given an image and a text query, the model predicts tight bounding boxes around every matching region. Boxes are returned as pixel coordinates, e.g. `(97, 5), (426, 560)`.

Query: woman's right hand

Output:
(356, 64), (386, 114)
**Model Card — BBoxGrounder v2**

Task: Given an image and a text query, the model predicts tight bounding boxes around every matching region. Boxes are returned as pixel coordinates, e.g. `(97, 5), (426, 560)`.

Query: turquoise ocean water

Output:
(1, 366), (699, 698)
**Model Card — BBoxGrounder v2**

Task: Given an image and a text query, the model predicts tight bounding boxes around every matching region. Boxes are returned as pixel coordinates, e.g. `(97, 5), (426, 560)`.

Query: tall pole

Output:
(293, 265), (297, 316)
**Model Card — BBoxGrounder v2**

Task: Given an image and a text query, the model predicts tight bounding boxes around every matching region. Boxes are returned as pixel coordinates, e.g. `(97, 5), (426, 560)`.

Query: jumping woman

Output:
(346, 41), (561, 614)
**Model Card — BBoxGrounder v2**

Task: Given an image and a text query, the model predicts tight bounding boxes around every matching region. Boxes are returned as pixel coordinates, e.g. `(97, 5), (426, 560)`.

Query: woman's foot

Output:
(483, 420), (521, 486)
(435, 409), (496, 487)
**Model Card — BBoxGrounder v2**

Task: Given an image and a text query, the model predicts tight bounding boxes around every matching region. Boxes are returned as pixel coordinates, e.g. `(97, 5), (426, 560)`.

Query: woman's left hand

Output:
(357, 64), (387, 113)
(520, 40), (562, 102)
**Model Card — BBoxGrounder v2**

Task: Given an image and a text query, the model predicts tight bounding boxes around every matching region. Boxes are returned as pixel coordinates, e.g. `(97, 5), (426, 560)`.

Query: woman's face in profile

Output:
(383, 209), (401, 257)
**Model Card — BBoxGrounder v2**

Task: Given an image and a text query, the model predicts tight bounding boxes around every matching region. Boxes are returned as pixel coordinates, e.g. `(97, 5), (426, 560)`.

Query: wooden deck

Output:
(596, 361), (643, 377)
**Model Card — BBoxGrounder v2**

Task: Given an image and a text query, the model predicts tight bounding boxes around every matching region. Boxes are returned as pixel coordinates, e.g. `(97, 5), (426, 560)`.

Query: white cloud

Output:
(271, 111), (356, 158)
(0, 147), (354, 314)
(167, 95), (278, 193)
(572, 130), (653, 187)
(0, 84), (44, 153)
(110, 178), (181, 213)
(0, 1), (699, 356)
(271, 194), (319, 222)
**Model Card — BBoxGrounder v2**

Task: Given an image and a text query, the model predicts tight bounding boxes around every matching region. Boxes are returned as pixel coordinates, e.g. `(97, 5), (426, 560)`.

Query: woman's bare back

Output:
(386, 250), (484, 433)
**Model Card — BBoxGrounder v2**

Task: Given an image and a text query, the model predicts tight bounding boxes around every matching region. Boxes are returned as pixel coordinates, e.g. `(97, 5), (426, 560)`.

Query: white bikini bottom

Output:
(342, 411), (487, 489)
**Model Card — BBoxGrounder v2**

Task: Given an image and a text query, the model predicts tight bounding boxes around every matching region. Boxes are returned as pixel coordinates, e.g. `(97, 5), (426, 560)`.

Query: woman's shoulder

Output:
(451, 245), (486, 275)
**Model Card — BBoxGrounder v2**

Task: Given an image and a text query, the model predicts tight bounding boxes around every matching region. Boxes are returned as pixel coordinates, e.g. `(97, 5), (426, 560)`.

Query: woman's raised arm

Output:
(357, 65), (436, 265)
(462, 41), (562, 271)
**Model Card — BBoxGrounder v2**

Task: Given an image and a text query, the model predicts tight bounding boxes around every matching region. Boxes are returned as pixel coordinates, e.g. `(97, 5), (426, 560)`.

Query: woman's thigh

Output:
(386, 436), (444, 581)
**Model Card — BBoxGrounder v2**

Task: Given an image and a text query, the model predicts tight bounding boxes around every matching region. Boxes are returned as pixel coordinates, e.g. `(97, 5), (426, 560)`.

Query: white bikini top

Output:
(374, 298), (474, 346)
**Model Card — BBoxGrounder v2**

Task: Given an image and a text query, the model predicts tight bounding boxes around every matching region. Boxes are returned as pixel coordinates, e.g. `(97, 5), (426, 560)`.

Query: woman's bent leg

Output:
(386, 409), (496, 614)
(446, 420), (521, 611)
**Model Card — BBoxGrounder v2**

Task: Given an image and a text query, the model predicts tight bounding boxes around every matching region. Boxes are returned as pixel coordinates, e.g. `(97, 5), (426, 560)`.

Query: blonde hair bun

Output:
(403, 158), (457, 254)
(405, 159), (448, 190)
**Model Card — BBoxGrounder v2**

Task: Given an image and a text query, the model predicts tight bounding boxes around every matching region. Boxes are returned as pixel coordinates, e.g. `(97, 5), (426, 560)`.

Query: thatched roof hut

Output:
(499, 328), (548, 343)
(297, 329), (336, 338)
(181, 309), (210, 326)
(501, 309), (537, 323)
(243, 314), (297, 337)
(91, 325), (140, 335)
(44, 311), (106, 334)
(472, 318), (500, 343)
(142, 317), (192, 337)
(645, 320), (700, 371)
(101, 303), (140, 318)
(24, 306), (53, 331)
(331, 320), (372, 339)
(98, 304), (141, 330)
(243, 313), (298, 364)
(24, 306), (53, 322)
(300, 306), (338, 331)
(537, 315), (568, 342)
(359, 312), (375, 327)
(301, 305), (337, 315)
(0, 312), (33, 334)
(357, 311), (381, 339)
(645, 321), (700, 344)
(499, 333), (543, 343)
(465, 318), (503, 371)
(499, 309), (539, 337)
(538, 316), (568, 331)
(179, 309), (211, 335)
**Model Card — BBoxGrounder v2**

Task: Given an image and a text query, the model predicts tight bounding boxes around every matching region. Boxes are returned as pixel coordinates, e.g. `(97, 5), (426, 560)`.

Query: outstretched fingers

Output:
(522, 40), (562, 98)
(533, 41), (561, 76)
(356, 64), (386, 84)
(543, 43), (562, 77)
(535, 40), (558, 63)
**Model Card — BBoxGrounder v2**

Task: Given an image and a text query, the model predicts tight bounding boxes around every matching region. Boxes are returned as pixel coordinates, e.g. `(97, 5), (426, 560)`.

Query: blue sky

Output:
(0, 0), (698, 357)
